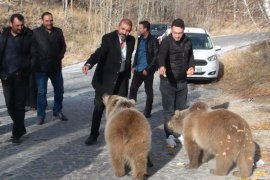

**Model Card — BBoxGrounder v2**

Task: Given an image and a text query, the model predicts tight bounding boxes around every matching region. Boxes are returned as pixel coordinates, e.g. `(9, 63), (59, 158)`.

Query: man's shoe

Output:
(37, 119), (45, 125)
(10, 131), (27, 139)
(84, 136), (97, 146)
(166, 135), (176, 148)
(12, 138), (22, 144)
(6, 136), (22, 144)
(144, 113), (151, 118)
(53, 112), (68, 121)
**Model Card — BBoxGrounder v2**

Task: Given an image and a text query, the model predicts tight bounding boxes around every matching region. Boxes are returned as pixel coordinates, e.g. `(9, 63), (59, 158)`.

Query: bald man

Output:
(82, 19), (135, 145)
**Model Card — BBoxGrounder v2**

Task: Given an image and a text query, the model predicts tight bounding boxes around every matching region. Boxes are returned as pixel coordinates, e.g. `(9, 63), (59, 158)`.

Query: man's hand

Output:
(186, 67), (194, 76)
(131, 67), (135, 74)
(82, 64), (90, 75)
(142, 70), (148, 76)
(159, 66), (166, 77)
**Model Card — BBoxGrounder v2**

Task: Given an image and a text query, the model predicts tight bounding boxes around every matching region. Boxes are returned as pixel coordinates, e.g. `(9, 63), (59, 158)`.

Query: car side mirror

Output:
(215, 45), (221, 51)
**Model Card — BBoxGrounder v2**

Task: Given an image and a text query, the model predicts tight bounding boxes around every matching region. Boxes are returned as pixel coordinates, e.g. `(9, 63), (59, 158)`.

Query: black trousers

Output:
(129, 71), (154, 115)
(90, 71), (129, 139)
(1, 73), (27, 139)
(159, 78), (187, 138)
(25, 71), (37, 109)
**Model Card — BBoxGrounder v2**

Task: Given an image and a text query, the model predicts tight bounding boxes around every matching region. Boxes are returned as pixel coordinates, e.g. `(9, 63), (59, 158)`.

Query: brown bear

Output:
(167, 102), (255, 177)
(103, 94), (152, 180)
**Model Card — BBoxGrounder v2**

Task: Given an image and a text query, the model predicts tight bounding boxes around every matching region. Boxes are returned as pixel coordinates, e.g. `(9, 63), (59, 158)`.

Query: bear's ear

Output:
(174, 110), (181, 118)
(189, 102), (208, 112)
(102, 94), (110, 105)
(129, 99), (136, 106)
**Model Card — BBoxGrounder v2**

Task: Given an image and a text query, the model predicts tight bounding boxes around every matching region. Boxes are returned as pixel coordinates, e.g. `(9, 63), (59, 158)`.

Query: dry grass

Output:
(210, 21), (270, 36)
(260, 149), (270, 163)
(251, 122), (270, 130)
(0, 1), (101, 66)
(218, 41), (270, 98)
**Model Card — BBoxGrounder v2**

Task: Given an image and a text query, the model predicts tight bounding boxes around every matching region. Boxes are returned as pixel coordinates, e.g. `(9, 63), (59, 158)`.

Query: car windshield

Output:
(186, 33), (213, 50)
(150, 24), (167, 37)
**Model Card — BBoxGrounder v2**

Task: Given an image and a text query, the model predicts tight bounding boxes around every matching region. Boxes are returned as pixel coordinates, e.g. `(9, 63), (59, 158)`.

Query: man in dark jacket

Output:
(158, 18), (195, 146)
(82, 18), (135, 145)
(129, 20), (158, 118)
(0, 14), (33, 144)
(32, 12), (67, 125)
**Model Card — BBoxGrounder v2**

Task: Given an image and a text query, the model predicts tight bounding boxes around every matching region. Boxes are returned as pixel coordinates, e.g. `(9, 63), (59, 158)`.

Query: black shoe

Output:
(84, 136), (97, 146)
(53, 112), (68, 121)
(10, 131), (27, 139)
(37, 119), (45, 125)
(12, 138), (22, 144)
(6, 137), (22, 144)
(144, 113), (151, 118)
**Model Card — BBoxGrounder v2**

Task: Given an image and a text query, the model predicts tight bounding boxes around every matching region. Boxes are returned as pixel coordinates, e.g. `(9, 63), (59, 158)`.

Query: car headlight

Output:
(207, 55), (218, 61)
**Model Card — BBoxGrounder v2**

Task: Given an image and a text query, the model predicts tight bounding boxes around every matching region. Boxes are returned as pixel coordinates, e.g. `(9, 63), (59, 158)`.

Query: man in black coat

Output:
(129, 20), (159, 118)
(0, 14), (33, 144)
(32, 12), (67, 125)
(158, 18), (195, 146)
(82, 18), (135, 145)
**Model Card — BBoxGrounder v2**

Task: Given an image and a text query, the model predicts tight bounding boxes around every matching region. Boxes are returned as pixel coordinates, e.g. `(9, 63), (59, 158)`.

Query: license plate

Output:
(195, 68), (202, 73)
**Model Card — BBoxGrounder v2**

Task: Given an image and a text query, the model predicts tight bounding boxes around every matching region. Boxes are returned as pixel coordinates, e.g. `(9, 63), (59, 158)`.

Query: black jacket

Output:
(158, 33), (194, 85)
(32, 25), (66, 73)
(132, 33), (159, 73)
(0, 27), (33, 77)
(85, 30), (135, 94)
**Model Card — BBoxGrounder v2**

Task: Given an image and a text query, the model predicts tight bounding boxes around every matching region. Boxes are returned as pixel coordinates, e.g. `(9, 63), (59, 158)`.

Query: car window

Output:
(150, 24), (167, 37)
(186, 33), (213, 50)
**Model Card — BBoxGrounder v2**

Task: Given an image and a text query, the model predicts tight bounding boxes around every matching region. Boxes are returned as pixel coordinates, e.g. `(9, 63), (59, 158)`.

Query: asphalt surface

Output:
(212, 31), (270, 54)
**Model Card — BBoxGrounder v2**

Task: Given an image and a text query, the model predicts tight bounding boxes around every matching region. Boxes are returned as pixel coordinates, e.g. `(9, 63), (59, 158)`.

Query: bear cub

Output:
(103, 95), (152, 180)
(168, 102), (255, 177)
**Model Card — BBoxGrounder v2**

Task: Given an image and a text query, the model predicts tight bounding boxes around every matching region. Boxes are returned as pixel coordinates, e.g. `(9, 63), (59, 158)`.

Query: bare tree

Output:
(20, 0), (23, 13)
(62, 0), (68, 18)
(243, 0), (261, 31)
(264, 0), (270, 19)
(88, 0), (92, 33)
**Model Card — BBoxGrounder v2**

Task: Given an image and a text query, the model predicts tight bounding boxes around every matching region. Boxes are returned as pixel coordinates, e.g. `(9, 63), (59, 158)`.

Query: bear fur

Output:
(103, 95), (152, 180)
(167, 102), (255, 177)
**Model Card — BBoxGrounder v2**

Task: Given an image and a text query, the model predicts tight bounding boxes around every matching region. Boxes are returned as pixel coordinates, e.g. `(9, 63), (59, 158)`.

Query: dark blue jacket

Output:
(133, 33), (159, 73)
(0, 27), (33, 77)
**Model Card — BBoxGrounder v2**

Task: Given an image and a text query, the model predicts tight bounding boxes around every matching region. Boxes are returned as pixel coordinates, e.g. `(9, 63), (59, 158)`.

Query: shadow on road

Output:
(145, 108), (182, 178)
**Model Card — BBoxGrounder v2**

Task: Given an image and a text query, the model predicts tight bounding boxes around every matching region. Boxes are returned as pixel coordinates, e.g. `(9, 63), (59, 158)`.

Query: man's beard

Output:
(11, 29), (22, 35)
(120, 34), (127, 41)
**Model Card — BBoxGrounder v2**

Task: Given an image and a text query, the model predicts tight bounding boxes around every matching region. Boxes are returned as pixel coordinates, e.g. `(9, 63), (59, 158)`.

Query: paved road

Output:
(212, 32), (270, 54)
(0, 32), (269, 180)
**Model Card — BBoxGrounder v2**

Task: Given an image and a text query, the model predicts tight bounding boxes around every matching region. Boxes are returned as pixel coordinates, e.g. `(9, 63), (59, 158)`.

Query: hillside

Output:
(0, 0), (269, 65)
(218, 40), (270, 98)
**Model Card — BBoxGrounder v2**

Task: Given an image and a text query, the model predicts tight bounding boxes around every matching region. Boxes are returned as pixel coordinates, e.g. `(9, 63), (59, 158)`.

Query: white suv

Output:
(159, 27), (221, 80)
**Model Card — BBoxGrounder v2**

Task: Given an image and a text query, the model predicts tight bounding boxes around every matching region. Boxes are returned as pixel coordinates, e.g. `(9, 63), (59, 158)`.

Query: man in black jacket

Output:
(32, 12), (67, 125)
(82, 18), (135, 145)
(0, 14), (33, 144)
(129, 21), (158, 118)
(158, 18), (195, 146)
